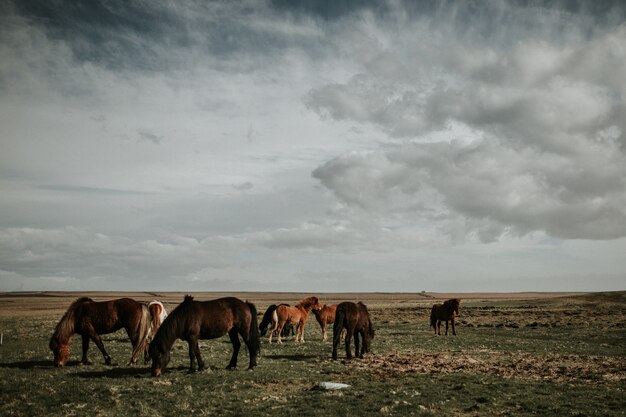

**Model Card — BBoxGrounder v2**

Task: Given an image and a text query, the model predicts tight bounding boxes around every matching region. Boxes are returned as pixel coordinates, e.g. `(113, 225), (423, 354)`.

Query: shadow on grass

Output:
(75, 367), (150, 379)
(0, 359), (53, 369)
(264, 353), (318, 361)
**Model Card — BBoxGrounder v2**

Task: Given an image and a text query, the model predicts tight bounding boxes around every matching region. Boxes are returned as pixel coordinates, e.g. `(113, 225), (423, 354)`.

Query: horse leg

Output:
(80, 334), (91, 365)
(276, 321), (286, 344)
(445, 320), (449, 336)
(239, 328), (257, 370)
(354, 331), (361, 359)
(299, 320), (306, 343)
(226, 329), (241, 370)
(451, 318), (456, 336)
(187, 337), (198, 372)
(332, 326), (341, 360)
(345, 329), (353, 359)
(125, 327), (140, 365)
(322, 322), (327, 342)
(436, 320), (441, 336)
(87, 329), (111, 365)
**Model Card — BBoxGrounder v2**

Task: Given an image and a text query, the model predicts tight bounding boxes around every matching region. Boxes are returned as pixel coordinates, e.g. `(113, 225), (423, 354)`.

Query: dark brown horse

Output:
(332, 302), (374, 360)
(312, 304), (338, 342)
(269, 296), (321, 344)
(148, 296), (260, 377)
(49, 297), (151, 367)
(430, 298), (461, 336)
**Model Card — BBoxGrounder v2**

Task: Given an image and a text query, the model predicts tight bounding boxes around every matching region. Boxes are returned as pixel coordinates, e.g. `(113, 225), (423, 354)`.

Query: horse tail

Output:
(333, 305), (346, 346)
(430, 305), (437, 329)
(130, 303), (151, 365)
(259, 304), (278, 336)
(246, 301), (261, 359)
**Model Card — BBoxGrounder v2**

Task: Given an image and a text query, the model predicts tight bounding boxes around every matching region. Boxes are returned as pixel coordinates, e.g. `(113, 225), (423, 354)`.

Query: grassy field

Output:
(0, 292), (625, 416)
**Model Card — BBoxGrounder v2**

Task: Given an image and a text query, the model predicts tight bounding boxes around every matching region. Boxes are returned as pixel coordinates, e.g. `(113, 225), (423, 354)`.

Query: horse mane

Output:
(296, 296), (319, 309)
(51, 297), (92, 345)
(153, 297), (192, 352)
(444, 298), (460, 311)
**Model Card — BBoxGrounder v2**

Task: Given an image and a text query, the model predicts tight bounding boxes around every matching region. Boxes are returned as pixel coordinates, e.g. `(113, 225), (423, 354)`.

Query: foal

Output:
(312, 304), (338, 342)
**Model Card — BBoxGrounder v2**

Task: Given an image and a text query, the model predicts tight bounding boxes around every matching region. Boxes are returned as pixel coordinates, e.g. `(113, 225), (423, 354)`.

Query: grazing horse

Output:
(269, 296), (321, 344)
(49, 297), (151, 367)
(332, 301), (374, 360)
(312, 304), (338, 342)
(142, 301), (168, 362)
(148, 301), (168, 336)
(259, 304), (294, 338)
(430, 298), (461, 336)
(148, 296), (260, 377)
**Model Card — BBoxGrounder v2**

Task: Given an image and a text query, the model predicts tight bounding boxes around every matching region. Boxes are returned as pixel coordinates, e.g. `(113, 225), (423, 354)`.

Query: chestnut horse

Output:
(259, 304), (294, 338)
(332, 301), (374, 360)
(269, 296), (321, 344)
(148, 296), (260, 376)
(430, 298), (460, 336)
(312, 304), (337, 342)
(49, 297), (151, 367)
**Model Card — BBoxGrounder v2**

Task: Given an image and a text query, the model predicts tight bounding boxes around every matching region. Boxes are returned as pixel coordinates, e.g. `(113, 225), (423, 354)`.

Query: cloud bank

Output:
(1, 1), (625, 291)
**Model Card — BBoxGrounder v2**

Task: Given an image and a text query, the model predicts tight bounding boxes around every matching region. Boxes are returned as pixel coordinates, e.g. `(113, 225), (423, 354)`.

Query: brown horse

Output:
(430, 298), (461, 336)
(269, 296), (321, 344)
(259, 304), (294, 338)
(312, 304), (337, 342)
(49, 297), (151, 367)
(332, 302), (374, 360)
(148, 296), (260, 376)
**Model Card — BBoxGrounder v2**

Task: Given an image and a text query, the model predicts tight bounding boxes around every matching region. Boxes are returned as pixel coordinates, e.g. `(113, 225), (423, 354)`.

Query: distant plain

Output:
(0, 291), (624, 416)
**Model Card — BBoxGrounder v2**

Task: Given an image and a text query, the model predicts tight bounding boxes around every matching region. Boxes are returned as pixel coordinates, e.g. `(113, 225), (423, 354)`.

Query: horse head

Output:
(49, 336), (70, 367)
(149, 339), (170, 377)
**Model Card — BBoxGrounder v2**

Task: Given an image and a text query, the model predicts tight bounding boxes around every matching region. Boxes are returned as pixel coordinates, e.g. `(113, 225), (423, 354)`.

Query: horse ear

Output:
(184, 295), (194, 302)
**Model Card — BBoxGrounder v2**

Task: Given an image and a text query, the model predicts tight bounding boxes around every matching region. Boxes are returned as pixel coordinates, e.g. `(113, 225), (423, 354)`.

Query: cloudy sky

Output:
(1, 0), (625, 292)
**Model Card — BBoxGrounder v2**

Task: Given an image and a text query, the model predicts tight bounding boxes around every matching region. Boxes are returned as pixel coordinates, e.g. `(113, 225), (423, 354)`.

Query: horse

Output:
(430, 298), (461, 336)
(148, 300), (168, 336)
(148, 295), (260, 377)
(268, 296), (321, 344)
(332, 301), (374, 360)
(49, 297), (151, 367)
(259, 304), (294, 338)
(312, 304), (338, 342)
(143, 300), (168, 362)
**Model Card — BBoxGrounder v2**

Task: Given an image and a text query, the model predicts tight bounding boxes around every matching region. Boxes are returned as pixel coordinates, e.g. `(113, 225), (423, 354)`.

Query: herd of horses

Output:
(49, 295), (461, 376)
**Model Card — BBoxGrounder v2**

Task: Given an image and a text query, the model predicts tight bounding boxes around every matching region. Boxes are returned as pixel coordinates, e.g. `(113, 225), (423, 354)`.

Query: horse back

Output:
(193, 297), (251, 339)
(277, 304), (301, 323)
(322, 305), (337, 323)
(76, 298), (141, 334)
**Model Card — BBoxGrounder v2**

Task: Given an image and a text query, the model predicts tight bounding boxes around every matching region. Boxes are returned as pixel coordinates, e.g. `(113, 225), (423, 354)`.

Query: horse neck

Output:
(297, 304), (313, 315)
(446, 302), (457, 315)
(153, 319), (179, 353)
(53, 309), (77, 345)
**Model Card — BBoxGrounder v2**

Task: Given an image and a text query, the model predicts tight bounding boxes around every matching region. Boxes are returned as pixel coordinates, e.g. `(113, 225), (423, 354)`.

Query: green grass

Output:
(1, 297), (625, 416)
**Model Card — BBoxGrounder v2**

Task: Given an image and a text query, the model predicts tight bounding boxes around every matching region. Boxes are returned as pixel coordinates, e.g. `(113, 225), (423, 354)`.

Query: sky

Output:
(1, 0), (625, 293)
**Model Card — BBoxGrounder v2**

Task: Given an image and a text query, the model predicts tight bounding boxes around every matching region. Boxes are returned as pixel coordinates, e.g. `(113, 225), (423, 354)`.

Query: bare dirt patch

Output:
(350, 350), (626, 385)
